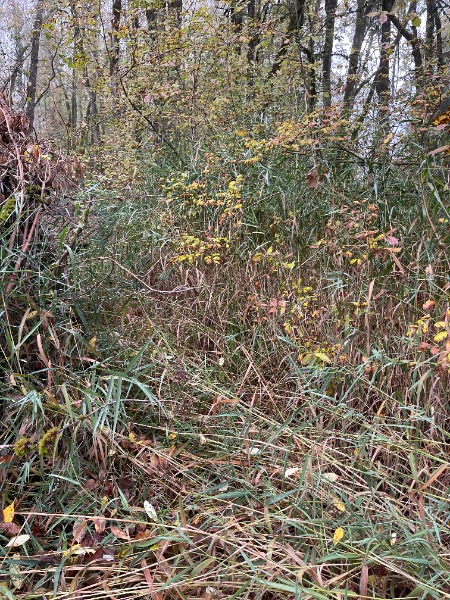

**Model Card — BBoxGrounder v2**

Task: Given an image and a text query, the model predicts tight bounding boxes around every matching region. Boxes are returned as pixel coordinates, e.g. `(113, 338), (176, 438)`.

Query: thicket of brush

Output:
(1, 81), (450, 599)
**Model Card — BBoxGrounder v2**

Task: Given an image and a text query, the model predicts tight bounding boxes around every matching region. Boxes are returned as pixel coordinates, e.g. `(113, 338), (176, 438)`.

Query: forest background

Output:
(0, 0), (450, 598)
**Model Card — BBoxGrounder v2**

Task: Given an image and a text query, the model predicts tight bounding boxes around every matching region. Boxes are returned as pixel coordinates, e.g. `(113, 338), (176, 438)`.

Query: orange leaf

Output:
(417, 342), (431, 351)
(428, 145), (449, 156)
(422, 300), (435, 311)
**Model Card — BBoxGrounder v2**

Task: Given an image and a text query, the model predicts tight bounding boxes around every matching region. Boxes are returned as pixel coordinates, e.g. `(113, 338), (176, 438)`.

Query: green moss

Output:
(13, 437), (34, 456)
(0, 196), (16, 224)
(38, 427), (60, 456)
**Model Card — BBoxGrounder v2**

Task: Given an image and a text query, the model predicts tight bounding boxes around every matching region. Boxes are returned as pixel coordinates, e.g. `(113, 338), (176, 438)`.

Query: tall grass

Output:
(1, 123), (450, 599)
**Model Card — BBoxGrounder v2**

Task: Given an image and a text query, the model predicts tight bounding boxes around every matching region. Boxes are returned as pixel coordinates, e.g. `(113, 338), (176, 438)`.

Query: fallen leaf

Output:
(422, 300), (435, 311)
(6, 534), (30, 548)
(332, 497), (346, 512)
(73, 519), (88, 544)
(63, 545), (96, 557)
(110, 525), (130, 541)
(314, 352), (331, 364)
(417, 342), (431, 351)
(434, 331), (448, 342)
(333, 527), (345, 545)
(0, 522), (21, 536)
(144, 501), (158, 521)
(134, 529), (153, 541)
(10, 554), (24, 590)
(306, 168), (319, 190)
(285, 467), (301, 478)
(385, 235), (399, 246)
(2, 502), (14, 523)
(93, 515), (106, 534)
(428, 145), (449, 156)
(141, 558), (157, 597)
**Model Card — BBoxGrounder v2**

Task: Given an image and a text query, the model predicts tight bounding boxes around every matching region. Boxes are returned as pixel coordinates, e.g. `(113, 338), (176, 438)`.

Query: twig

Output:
(81, 255), (197, 294)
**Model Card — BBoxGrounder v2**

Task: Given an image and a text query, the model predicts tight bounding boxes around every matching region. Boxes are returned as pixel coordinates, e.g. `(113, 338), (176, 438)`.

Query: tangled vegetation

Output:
(0, 0), (450, 598)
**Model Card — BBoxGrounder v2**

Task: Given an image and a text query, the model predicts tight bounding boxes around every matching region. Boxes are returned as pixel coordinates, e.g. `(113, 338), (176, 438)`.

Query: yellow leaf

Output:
(314, 352), (332, 364)
(63, 544), (80, 558)
(434, 331), (448, 342)
(332, 497), (346, 512)
(2, 502), (14, 523)
(333, 527), (345, 545)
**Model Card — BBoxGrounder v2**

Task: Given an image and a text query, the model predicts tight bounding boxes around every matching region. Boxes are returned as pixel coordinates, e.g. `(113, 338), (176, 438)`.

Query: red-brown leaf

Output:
(110, 525), (130, 541)
(0, 521), (21, 536)
(306, 168), (319, 189)
(73, 519), (88, 543)
(93, 515), (106, 534)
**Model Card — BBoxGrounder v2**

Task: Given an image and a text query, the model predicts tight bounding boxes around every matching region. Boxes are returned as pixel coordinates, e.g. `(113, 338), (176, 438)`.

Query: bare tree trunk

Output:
(247, 0), (259, 66)
(434, 4), (444, 67)
(8, 36), (27, 103)
(169, 0), (182, 27)
(344, 0), (372, 112)
(71, 1), (100, 144)
(26, 0), (44, 127)
(146, 8), (156, 35)
(425, 0), (435, 66)
(425, 0), (444, 71)
(306, 12), (317, 111)
(322, 0), (338, 107)
(231, 0), (244, 30)
(230, 0), (244, 53)
(267, 0), (316, 110)
(110, 0), (122, 105)
(376, 0), (394, 109)
(269, 0), (306, 77)
(386, 2), (422, 84)
(71, 68), (77, 129)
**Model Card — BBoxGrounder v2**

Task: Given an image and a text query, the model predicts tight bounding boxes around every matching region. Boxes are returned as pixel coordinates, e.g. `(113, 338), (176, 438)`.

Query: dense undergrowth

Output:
(1, 108), (450, 600)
